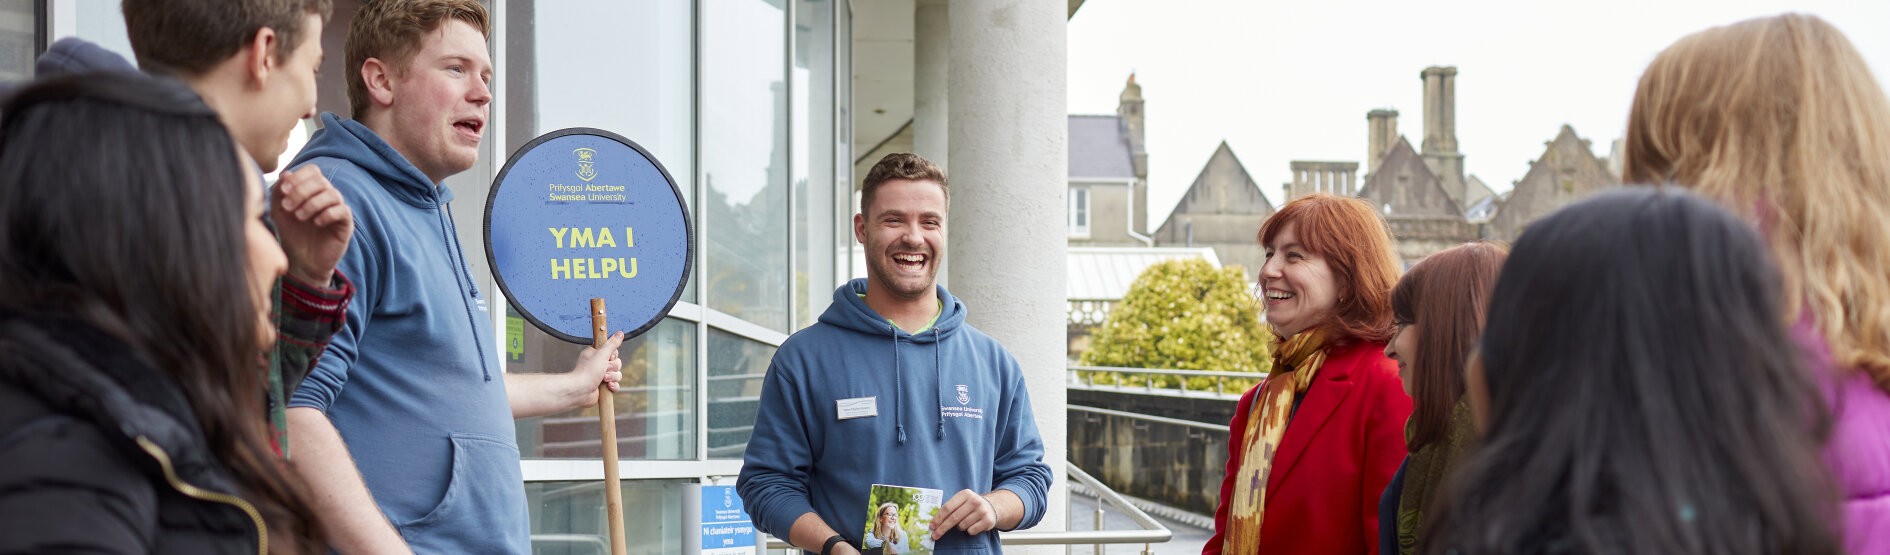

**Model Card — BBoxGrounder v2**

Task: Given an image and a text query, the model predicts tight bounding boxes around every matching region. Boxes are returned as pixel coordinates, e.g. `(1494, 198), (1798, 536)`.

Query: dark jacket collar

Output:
(0, 309), (237, 494)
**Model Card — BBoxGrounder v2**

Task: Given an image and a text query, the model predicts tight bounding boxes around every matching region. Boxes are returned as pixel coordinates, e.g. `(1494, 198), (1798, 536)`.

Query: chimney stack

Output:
(1419, 66), (1466, 206)
(1420, 66), (1458, 155)
(1118, 73), (1147, 180)
(1366, 109), (1398, 176)
(1118, 73), (1148, 235)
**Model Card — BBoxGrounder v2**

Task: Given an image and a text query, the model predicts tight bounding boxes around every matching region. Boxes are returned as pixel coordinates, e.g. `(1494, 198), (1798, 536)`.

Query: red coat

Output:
(1205, 340), (1412, 555)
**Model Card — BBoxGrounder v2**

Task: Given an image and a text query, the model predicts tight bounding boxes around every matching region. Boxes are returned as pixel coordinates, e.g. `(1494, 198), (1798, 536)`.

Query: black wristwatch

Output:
(820, 534), (847, 555)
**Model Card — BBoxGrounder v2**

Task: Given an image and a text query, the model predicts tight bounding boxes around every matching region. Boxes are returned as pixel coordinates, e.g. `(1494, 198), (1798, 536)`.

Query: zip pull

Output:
(135, 436), (269, 555)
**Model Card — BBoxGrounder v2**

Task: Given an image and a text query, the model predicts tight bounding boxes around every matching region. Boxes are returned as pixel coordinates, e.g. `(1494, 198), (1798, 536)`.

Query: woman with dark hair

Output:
(1207, 193), (1412, 555)
(1425, 188), (1839, 555)
(1625, 14), (1890, 551)
(0, 72), (323, 553)
(1377, 242), (1505, 555)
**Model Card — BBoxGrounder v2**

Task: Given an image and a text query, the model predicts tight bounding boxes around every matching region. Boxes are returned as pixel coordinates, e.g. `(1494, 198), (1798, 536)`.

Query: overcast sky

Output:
(1066, 0), (1890, 226)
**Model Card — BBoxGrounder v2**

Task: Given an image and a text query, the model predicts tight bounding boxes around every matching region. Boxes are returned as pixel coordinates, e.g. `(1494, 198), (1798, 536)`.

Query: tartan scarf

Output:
(1221, 328), (1330, 553)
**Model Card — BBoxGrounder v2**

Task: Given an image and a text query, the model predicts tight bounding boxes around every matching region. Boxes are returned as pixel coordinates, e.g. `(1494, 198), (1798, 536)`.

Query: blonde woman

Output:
(1625, 13), (1890, 552)
(862, 502), (907, 555)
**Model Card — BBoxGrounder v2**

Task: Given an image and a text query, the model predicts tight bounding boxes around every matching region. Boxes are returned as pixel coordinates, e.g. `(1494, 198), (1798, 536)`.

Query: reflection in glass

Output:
(703, 0), (789, 332)
(513, 315), (696, 460)
(526, 479), (687, 555)
(706, 328), (776, 459)
(794, 0), (837, 328)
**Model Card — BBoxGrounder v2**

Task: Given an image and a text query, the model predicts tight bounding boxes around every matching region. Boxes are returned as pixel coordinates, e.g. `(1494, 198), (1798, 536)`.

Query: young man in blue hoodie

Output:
(118, 0), (355, 457)
(281, 1), (625, 553)
(738, 153), (1053, 555)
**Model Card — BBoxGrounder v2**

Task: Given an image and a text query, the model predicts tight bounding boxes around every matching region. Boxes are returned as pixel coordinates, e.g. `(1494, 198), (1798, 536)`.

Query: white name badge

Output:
(836, 397), (878, 420)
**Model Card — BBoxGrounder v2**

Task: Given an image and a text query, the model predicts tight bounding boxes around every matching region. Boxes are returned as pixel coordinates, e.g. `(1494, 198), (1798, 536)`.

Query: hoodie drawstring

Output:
(935, 327), (944, 440)
(892, 324), (906, 444)
(439, 202), (493, 382)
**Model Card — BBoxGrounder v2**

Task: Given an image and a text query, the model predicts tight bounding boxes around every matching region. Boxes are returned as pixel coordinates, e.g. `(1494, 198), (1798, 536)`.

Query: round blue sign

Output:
(485, 128), (694, 344)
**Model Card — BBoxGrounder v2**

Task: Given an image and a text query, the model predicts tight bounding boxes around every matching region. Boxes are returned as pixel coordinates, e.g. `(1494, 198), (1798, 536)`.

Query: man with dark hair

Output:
(119, 0), (354, 458)
(738, 153), (1053, 554)
(282, 1), (625, 552)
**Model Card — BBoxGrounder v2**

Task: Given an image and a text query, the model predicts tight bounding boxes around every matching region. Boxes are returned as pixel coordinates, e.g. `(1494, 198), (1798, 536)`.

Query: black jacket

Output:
(0, 311), (265, 554)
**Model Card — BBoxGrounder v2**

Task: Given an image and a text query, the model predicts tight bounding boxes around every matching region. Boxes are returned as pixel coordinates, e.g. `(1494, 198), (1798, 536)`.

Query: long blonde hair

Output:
(873, 502), (903, 543)
(1624, 13), (1890, 393)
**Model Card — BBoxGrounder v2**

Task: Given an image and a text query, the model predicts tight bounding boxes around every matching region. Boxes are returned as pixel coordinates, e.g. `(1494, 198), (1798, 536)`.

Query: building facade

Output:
(1300, 65), (1619, 265)
(45, 0), (1076, 551)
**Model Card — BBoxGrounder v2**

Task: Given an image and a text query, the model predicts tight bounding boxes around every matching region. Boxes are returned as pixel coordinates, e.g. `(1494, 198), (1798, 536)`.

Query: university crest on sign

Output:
(575, 147), (598, 181)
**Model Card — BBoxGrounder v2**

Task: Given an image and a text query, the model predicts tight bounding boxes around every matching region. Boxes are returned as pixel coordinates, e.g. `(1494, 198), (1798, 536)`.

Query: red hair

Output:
(1258, 193), (1403, 343)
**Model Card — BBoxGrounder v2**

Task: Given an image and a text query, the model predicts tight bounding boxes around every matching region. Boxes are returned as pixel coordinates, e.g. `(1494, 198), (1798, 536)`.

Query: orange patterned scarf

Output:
(1221, 329), (1329, 554)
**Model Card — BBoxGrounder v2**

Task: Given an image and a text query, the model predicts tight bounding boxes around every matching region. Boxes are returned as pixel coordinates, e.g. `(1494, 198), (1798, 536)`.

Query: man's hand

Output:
(504, 332), (626, 418)
(273, 166), (354, 285)
(570, 331), (626, 407)
(931, 489), (1019, 540)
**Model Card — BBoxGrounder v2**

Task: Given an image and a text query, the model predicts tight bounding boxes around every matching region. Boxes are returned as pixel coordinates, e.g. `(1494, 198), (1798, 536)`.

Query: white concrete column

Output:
(915, 0), (950, 287)
(913, 0), (949, 167)
(947, 0), (1068, 544)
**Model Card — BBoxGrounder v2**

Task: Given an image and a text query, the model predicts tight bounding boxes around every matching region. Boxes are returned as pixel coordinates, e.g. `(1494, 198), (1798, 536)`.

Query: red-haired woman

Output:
(1207, 193), (1413, 555)
(1377, 242), (1506, 554)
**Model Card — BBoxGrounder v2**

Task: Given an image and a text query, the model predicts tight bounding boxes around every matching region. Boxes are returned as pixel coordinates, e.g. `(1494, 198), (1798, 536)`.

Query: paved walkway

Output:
(1066, 490), (1212, 555)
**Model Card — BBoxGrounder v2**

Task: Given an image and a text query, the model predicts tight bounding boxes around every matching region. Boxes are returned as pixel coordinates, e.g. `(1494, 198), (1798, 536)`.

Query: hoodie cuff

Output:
(995, 479), (1048, 531)
(279, 270), (353, 349)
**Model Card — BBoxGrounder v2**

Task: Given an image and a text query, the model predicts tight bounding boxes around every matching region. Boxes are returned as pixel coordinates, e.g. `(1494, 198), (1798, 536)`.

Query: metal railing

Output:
(762, 462), (1171, 553)
(1068, 365), (1267, 396)
(1068, 404), (1230, 433)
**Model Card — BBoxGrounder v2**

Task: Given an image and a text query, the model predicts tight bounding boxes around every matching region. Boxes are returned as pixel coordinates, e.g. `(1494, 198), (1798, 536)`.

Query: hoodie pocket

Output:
(396, 432), (523, 549)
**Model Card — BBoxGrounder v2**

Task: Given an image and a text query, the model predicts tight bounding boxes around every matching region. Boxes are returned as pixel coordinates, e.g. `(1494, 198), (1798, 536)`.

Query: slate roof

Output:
(1069, 115), (1136, 179)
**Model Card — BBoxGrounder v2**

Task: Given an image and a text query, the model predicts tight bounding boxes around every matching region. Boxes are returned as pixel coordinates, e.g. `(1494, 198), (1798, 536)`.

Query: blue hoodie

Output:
(737, 279), (1053, 553)
(287, 113), (527, 552)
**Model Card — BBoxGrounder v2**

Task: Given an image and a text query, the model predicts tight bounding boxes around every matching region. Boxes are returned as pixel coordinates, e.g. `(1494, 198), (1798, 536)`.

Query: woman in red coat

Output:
(1206, 193), (1413, 555)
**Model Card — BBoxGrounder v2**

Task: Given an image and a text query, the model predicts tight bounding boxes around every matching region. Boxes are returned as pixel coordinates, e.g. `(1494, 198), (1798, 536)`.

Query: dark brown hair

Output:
(123, 0), (333, 77)
(1391, 242), (1506, 449)
(860, 153), (949, 214)
(345, 0), (490, 118)
(0, 72), (323, 553)
(1258, 193), (1403, 343)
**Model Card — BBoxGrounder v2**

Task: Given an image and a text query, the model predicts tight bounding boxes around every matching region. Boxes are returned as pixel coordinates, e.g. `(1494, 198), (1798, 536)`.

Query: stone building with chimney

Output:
(1284, 65), (1618, 264)
(1067, 75), (1154, 247)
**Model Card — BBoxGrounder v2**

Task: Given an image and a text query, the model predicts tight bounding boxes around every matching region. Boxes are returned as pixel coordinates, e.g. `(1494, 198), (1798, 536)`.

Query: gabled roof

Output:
(1068, 115), (1136, 179)
(1463, 174), (1496, 209)
(1156, 141), (1273, 233)
(1490, 124), (1620, 239)
(1357, 136), (1462, 218)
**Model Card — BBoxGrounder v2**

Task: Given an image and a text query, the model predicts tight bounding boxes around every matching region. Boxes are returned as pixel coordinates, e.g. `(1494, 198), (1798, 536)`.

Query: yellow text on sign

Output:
(548, 227), (639, 280)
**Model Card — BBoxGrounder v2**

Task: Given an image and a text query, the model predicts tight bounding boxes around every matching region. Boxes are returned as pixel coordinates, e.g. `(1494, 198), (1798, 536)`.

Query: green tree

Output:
(1079, 258), (1271, 391)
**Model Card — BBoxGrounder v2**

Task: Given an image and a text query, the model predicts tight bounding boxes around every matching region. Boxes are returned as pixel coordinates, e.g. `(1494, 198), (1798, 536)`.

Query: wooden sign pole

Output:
(593, 298), (626, 555)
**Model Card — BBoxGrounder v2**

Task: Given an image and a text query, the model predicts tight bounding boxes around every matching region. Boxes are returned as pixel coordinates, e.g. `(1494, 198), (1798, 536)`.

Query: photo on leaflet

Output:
(862, 484), (941, 555)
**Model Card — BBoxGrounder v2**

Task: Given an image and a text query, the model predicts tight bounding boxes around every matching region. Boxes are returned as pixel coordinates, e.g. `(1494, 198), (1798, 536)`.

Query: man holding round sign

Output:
(282, 2), (624, 553)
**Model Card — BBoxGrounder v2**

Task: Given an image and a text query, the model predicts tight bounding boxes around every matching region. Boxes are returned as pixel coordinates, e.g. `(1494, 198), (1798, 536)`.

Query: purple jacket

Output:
(1793, 316), (1890, 553)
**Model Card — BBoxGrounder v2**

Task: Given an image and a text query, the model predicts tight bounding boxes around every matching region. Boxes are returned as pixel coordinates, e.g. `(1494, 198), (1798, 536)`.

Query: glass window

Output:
(702, 0), (789, 332)
(793, 0), (836, 329)
(0, 0), (40, 82)
(706, 328), (776, 459)
(506, 0), (696, 303)
(1069, 188), (1091, 236)
(525, 479), (688, 555)
(513, 315), (697, 460)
